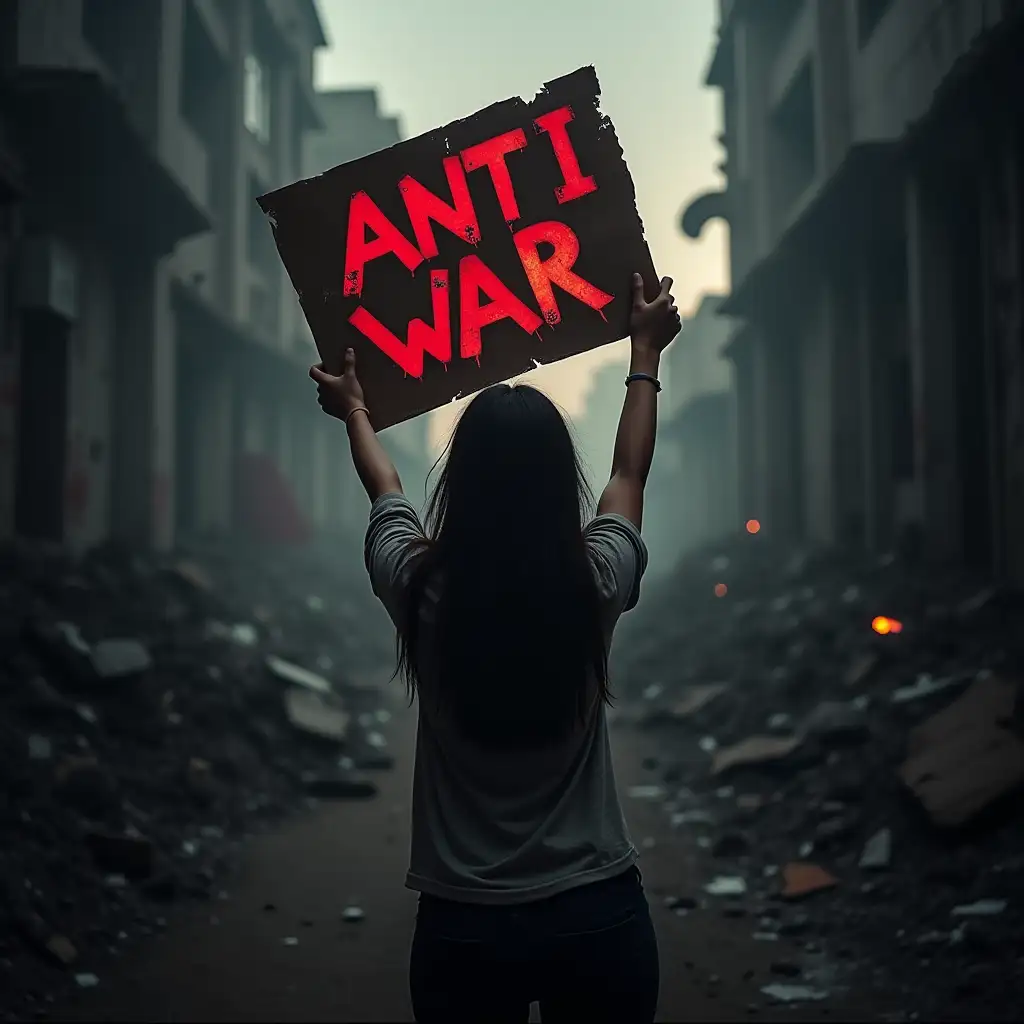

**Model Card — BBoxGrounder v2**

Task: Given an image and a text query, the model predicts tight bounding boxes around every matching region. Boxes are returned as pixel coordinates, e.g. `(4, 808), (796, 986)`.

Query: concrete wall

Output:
(702, 0), (1024, 581)
(1, 0), (329, 552)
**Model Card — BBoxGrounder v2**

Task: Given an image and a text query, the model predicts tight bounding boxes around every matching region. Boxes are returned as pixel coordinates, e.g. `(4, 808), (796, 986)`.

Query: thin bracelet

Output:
(344, 406), (370, 425)
(625, 372), (662, 392)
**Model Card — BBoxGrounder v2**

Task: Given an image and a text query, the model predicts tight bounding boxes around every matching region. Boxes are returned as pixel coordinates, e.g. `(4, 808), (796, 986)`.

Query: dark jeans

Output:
(409, 865), (660, 1023)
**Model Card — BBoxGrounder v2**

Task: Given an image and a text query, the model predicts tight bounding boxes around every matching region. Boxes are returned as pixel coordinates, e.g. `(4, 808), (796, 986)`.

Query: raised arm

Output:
(309, 347), (403, 501)
(597, 274), (681, 529)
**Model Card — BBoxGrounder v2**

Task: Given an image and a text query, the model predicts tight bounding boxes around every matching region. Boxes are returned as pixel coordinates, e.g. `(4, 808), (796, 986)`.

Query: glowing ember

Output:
(746, 519), (761, 535)
(714, 583), (728, 598)
(871, 616), (903, 635)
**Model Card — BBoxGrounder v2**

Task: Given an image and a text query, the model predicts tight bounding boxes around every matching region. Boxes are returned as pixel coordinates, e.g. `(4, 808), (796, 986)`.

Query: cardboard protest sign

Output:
(258, 65), (656, 430)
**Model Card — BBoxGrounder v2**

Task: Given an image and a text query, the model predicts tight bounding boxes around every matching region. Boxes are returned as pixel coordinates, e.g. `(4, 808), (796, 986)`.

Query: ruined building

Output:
(683, 0), (1024, 584)
(0, 0), (406, 552)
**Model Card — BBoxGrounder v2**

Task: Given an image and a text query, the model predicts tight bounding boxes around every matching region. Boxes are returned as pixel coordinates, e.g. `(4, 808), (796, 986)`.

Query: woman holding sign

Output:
(310, 272), (680, 1023)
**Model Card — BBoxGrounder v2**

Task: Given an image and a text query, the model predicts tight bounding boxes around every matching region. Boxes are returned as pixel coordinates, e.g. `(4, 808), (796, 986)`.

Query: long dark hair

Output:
(397, 383), (609, 750)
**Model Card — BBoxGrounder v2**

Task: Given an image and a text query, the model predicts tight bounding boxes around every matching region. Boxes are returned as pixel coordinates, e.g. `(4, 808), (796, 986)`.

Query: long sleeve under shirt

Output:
(364, 492), (649, 905)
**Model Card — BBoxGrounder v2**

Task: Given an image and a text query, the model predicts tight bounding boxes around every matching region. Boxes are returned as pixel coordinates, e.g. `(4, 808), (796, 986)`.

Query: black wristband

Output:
(625, 372), (662, 392)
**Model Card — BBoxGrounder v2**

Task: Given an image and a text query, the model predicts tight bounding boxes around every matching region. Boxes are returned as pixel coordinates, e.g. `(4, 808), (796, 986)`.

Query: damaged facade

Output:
(0, 0), (406, 553)
(684, 0), (1024, 584)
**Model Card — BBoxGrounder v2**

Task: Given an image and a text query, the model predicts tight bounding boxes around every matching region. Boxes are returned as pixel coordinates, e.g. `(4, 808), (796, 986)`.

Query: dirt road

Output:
(54, 697), (899, 1023)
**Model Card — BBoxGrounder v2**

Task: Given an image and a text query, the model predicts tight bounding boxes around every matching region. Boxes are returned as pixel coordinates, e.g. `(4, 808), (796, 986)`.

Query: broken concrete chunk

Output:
(712, 735), (804, 777)
(45, 934), (78, 966)
(761, 984), (829, 1003)
(859, 828), (892, 870)
(802, 701), (869, 744)
(900, 675), (1024, 827)
(90, 639), (153, 680)
(781, 862), (838, 900)
(671, 683), (728, 719)
(891, 672), (973, 704)
(207, 621), (259, 646)
(302, 772), (378, 799)
(704, 875), (747, 897)
(266, 654), (332, 695)
(74, 972), (100, 988)
(670, 809), (715, 827)
(85, 830), (154, 880)
(57, 621), (91, 655)
(284, 687), (349, 743)
(951, 898), (1007, 917)
(28, 733), (52, 760)
(627, 784), (666, 801)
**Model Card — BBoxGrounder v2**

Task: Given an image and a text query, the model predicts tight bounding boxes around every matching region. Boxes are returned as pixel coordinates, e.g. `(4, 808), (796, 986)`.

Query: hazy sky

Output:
(314, 0), (729, 448)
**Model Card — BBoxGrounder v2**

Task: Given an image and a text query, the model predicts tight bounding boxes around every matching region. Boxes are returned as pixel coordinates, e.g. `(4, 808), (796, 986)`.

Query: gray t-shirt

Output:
(364, 491), (648, 905)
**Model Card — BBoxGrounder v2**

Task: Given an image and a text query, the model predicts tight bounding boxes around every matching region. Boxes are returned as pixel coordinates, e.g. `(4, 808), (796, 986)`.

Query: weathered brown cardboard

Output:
(259, 65), (656, 430)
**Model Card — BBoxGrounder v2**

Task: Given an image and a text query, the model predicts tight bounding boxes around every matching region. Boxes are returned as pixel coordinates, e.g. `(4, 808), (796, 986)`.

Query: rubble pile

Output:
(0, 533), (398, 1018)
(614, 533), (1024, 1018)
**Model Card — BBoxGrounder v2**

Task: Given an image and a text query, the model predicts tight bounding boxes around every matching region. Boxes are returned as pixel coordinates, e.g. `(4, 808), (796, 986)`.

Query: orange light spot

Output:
(714, 583), (728, 598)
(746, 519), (761, 535)
(871, 616), (904, 635)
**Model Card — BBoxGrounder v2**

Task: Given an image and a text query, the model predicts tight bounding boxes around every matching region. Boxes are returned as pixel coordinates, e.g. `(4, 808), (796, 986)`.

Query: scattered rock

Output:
(627, 785), (666, 800)
(672, 684), (729, 719)
(89, 639), (152, 681)
(44, 935), (78, 967)
(712, 735), (805, 777)
(27, 734), (52, 761)
(900, 675), (1024, 828)
(761, 983), (828, 1004)
(859, 828), (892, 870)
(705, 876), (747, 897)
(951, 899), (1007, 917)
(266, 655), (332, 696)
(284, 687), (350, 744)
(802, 701), (869, 744)
(302, 773), (378, 799)
(781, 862), (838, 901)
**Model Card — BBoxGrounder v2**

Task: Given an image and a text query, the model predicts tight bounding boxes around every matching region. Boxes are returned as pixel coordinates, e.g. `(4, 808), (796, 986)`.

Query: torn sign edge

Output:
(253, 66), (653, 421)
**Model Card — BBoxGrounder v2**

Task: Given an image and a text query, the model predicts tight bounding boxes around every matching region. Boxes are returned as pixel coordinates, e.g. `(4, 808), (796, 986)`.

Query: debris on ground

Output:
(612, 530), (1024, 1021)
(0, 533), (400, 1018)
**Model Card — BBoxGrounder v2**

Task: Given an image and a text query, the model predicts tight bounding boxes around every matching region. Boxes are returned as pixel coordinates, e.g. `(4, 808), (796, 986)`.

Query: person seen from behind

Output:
(309, 272), (681, 1023)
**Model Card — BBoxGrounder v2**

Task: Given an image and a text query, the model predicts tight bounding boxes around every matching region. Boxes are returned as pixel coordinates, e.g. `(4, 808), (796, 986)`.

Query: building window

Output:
(857, 0), (894, 47)
(244, 53), (271, 143)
